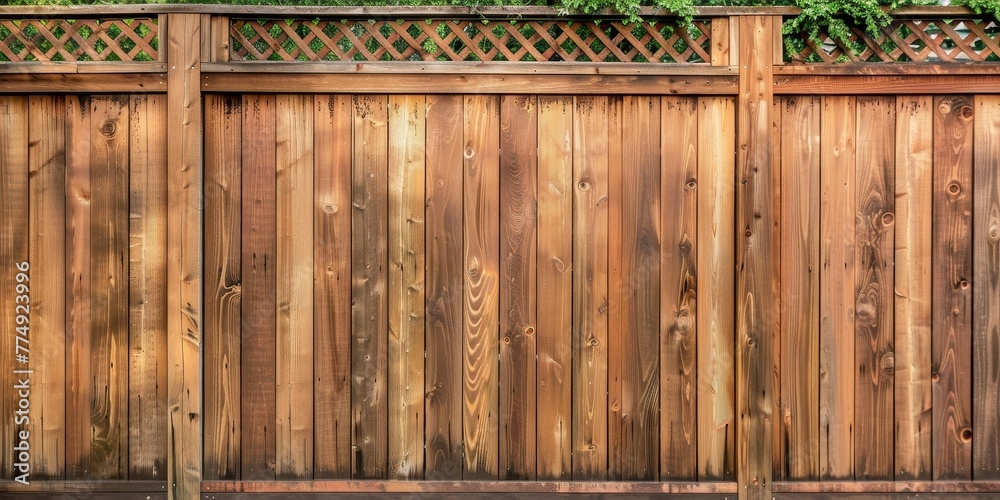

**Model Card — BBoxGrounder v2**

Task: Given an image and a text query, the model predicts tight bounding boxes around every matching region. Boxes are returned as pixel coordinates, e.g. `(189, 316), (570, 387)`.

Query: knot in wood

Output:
(880, 351), (895, 375)
(99, 120), (117, 137)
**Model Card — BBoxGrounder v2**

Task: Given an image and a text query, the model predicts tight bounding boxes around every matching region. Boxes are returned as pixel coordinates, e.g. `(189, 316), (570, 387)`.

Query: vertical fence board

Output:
(660, 96), (698, 481)
(894, 96), (933, 481)
(388, 94), (426, 480)
(65, 95), (92, 480)
(736, 16), (776, 499)
(425, 94), (464, 480)
(351, 94), (390, 479)
(241, 93), (277, 481)
(204, 94), (242, 481)
(314, 94), (353, 479)
(275, 93), (314, 479)
(89, 95), (130, 480)
(463, 94), (501, 480)
(27, 95), (66, 479)
(974, 95), (1000, 479)
(571, 96), (609, 480)
(779, 95), (820, 480)
(127, 94), (167, 480)
(606, 95), (623, 481)
(931, 95), (973, 480)
(0, 96), (28, 481)
(770, 95), (783, 485)
(499, 95), (538, 480)
(615, 95), (660, 481)
(536, 96), (573, 481)
(697, 96), (735, 481)
(854, 96), (895, 480)
(820, 95), (856, 481)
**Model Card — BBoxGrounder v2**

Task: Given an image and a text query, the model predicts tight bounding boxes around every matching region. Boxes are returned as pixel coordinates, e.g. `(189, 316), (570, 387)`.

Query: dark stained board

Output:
(203, 94), (243, 481)
(424, 94), (465, 480)
(351, 94), (390, 479)
(931, 95), (973, 480)
(241, 94), (277, 481)
(499, 95), (538, 480)
(314, 94), (353, 479)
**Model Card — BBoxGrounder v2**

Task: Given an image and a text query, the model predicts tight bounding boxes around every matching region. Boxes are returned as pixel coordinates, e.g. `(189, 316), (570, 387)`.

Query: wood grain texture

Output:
(736, 16), (775, 499)
(931, 95), (973, 480)
(27, 95), (67, 479)
(819, 95), (856, 480)
(535, 96), (573, 481)
(241, 93), (277, 481)
(696, 96), (735, 481)
(769, 95), (783, 485)
(387, 94), (426, 480)
(89, 95), (130, 480)
(424, 94), (464, 480)
(314, 94), (353, 479)
(660, 96), (699, 481)
(275, 93), (314, 479)
(611, 95), (660, 481)
(606, 95), (623, 481)
(203, 94), (243, 481)
(127, 94), (168, 480)
(894, 96), (933, 481)
(64, 95), (92, 480)
(974, 95), (1000, 479)
(779, 95), (820, 480)
(571, 96), (609, 480)
(499, 95), (537, 480)
(463, 94), (501, 480)
(351, 94), (390, 479)
(0, 96), (28, 481)
(853, 96), (895, 480)
(164, 13), (203, 497)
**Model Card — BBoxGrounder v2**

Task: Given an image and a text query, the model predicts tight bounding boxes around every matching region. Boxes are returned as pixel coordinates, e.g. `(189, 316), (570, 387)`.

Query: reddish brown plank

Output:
(606, 95), (624, 481)
(0, 96), (28, 481)
(241, 93), (277, 481)
(203, 94), (242, 481)
(27, 95), (66, 479)
(89, 95), (130, 480)
(660, 96), (698, 481)
(463, 94), (501, 480)
(931, 95), (973, 480)
(696, 96), (736, 481)
(275, 93), (314, 479)
(351, 94), (389, 479)
(974, 95), (1000, 479)
(387, 94), (426, 480)
(571, 96), (609, 480)
(819, 95), (856, 480)
(612, 95), (660, 481)
(127, 94), (168, 480)
(424, 94), (465, 480)
(894, 96), (933, 481)
(535, 96), (573, 481)
(854, 96), (895, 480)
(499, 95), (538, 481)
(778, 96), (821, 480)
(314, 94), (353, 479)
(64, 95), (92, 480)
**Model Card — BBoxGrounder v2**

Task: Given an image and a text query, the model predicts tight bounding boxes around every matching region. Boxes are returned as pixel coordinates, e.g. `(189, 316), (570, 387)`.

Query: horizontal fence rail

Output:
(1, 5), (999, 500)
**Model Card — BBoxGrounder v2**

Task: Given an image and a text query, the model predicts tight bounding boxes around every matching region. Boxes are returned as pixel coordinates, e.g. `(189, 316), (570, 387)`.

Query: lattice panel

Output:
(0, 18), (158, 62)
(787, 18), (1000, 63)
(230, 18), (712, 63)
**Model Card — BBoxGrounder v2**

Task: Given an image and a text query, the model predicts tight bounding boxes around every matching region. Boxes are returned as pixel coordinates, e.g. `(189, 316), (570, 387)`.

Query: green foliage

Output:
(2, 0), (998, 49)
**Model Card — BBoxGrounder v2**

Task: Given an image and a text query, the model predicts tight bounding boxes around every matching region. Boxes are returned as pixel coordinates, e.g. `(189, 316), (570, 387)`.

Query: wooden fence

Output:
(1, 4), (999, 500)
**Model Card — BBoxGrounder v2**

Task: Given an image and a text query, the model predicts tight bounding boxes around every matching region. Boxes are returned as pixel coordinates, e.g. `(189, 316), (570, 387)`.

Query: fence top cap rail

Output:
(0, 3), (982, 18)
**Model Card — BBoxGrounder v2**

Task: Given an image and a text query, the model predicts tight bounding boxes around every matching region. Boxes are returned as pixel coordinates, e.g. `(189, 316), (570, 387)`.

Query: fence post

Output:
(736, 14), (776, 500)
(165, 12), (203, 500)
